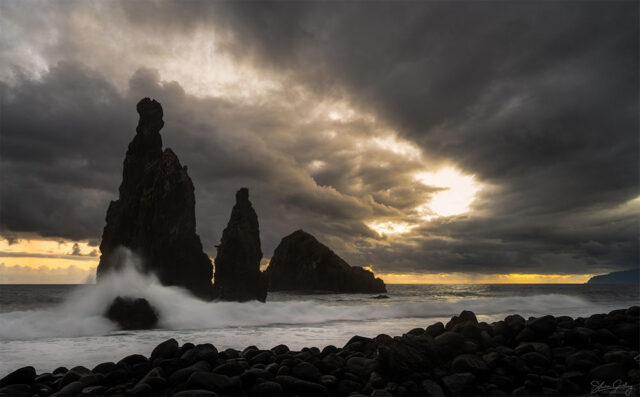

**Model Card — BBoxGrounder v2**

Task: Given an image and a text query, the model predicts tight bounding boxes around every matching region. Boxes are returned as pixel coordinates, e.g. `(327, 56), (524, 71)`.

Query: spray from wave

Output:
(0, 248), (597, 341)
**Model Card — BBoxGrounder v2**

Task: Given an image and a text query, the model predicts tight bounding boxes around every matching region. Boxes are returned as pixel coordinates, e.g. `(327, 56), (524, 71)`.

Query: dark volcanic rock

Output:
(96, 98), (213, 300)
(5, 306), (640, 397)
(0, 366), (35, 387)
(105, 296), (158, 330)
(265, 230), (386, 293)
(212, 188), (267, 302)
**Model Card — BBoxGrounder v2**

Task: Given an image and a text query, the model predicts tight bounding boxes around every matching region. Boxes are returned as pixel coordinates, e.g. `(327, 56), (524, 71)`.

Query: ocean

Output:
(0, 274), (638, 377)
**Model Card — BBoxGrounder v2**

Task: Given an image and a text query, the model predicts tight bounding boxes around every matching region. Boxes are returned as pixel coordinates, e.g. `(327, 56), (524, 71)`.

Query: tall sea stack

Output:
(266, 230), (386, 293)
(213, 188), (268, 302)
(97, 98), (213, 300)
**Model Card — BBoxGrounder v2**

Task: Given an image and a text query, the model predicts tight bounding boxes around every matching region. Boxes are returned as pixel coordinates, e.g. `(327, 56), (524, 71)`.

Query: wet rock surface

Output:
(212, 188), (267, 302)
(3, 307), (638, 396)
(97, 98), (213, 300)
(104, 296), (159, 330)
(265, 230), (386, 293)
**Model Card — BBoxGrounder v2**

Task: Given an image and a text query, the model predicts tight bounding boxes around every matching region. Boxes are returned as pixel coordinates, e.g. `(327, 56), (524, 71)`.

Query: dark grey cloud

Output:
(205, 1), (639, 274)
(0, 61), (423, 263)
(0, 1), (637, 277)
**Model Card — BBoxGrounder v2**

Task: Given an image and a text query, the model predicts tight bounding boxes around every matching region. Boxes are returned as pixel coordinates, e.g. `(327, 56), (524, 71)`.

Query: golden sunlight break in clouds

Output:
(415, 167), (482, 218)
(0, 238), (98, 283)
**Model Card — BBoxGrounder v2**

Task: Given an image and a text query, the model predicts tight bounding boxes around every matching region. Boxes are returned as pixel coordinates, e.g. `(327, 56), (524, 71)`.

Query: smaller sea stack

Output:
(266, 230), (386, 293)
(213, 188), (268, 302)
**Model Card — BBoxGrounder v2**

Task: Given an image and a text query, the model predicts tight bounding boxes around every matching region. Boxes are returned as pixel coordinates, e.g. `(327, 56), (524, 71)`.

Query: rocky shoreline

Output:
(1, 307), (638, 397)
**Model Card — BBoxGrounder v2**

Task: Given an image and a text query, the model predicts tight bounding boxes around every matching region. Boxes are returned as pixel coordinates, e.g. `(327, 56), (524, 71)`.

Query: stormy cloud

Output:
(0, 1), (637, 277)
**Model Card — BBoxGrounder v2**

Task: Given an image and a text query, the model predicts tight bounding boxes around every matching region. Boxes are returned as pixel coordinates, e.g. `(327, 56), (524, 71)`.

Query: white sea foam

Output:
(0, 248), (598, 341)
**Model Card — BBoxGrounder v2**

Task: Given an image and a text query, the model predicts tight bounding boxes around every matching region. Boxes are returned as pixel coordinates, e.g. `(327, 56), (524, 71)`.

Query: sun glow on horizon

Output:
(375, 272), (594, 284)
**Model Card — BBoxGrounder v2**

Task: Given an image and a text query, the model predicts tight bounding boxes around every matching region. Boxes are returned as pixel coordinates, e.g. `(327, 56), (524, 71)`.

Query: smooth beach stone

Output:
(626, 306), (640, 316)
(154, 357), (187, 376)
(613, 322), (640, 343)
(320, 345), (338, 356)
(453, 322), (482, 342)
(212, 361), (246, 377)
(337, 379), (364, 394)
(588, 362), (626, 383)
(421, 379), (445, 396)
(52, 380), (83, 397)
(370, 389), (393, 397)
(565, 350), (599, 372)
(222, 348), (239, 359)
(426, 322), (445, 338)
(276, 366), (290, 377)
(489, 373), (514, 392)
(435, 331), (465, 350)
(0, 366), (35, 387)
(33, 372), (53, 383)
(459, 311), (478, 324)
(92, 362), (117, 374)
(177, 343), (195, 357)
(521, 352), (551, 368)
(499, 356), (528, 378)
(603, 350), (637, 368)
(182, 344), (218, 365)
(59, 366), (92, 387)
(346, 357), (378, 378)
(367, 372), (385, 389)
(173, 389), (219, 397)
(551, 346), (576, 361)
(270, 344), (289, 355)
(81, 385), (107, 395)
(482, 352), (501, 368)
(250, 351), (275, 365)
(33, 382), (55, 396)
(242, 348), (261, 361)
(103, 369), (129, 386)
(264, 363), (279, 376)
(249, 381), (284, 396)
(441, 372), (476, 395)
(319, 374), (338, 388)
(407, 328), (425, 336)
(186, 371), (232, 394)
(240, 368), (272, 386)
(516, 342), (552, 359)
(169, 361), (212, 385)
(526, 315), (557, 337)
(127, 383), (152, 396)
(118, 354), (148, 367)
(292, 362), (321, 381)
(451, 354), (490, 376)
(0, 384), (31, 397)
(274, 375), (328, 396)
(564, 327), (595, 348)
(592, 328), (618, 344)
(136, 367), (166, 390)
(151, 338), (179, 361)
(515, 327), (536, 343)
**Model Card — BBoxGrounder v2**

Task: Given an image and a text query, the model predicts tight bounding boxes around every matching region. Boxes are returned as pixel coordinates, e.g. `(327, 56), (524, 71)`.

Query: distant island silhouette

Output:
(586, 268), (640, 284)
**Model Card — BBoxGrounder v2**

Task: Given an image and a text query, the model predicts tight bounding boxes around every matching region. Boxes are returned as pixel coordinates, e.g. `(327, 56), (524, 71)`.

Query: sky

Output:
(0, 1), (638, 284)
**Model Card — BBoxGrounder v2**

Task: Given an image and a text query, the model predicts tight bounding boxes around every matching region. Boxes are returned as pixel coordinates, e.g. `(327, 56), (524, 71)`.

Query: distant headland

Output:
(586, 268), (640, 285)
